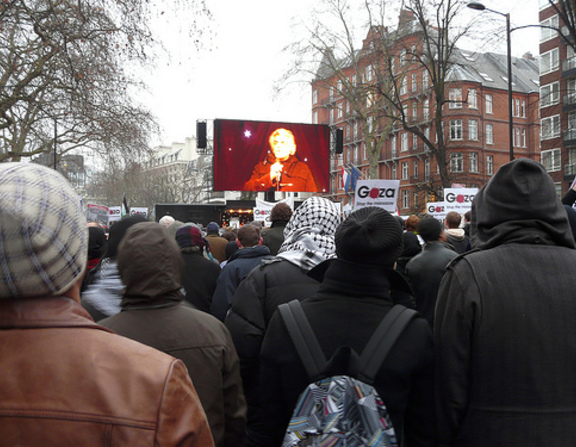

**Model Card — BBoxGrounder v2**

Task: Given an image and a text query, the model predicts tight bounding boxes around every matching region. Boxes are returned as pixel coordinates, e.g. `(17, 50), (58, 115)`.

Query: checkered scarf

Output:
(0, 163), (87, 298)
(277, 197), (341, 271)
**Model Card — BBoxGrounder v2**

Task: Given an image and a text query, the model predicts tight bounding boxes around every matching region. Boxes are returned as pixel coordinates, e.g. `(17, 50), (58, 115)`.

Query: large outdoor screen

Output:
(213, 119), (330, 193)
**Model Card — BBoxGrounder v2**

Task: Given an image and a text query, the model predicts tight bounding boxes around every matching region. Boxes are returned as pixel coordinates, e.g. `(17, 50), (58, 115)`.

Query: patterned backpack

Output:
(278, 300), (417, 447)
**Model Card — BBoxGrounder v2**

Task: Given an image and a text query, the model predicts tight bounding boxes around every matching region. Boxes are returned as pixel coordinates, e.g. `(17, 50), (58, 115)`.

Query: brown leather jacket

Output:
(0, 296), (214, 446)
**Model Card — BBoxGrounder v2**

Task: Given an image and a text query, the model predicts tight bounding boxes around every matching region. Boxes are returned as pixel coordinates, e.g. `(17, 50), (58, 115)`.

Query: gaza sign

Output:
(444, 188), (479, 213)
(355, 180), (400, 213)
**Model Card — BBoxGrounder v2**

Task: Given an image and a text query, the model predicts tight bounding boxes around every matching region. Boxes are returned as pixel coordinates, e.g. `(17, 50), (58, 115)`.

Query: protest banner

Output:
(354, 180), (400, 213)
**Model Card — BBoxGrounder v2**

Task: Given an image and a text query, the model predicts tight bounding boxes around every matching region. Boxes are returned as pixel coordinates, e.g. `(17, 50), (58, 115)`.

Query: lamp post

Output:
(468, 2), (514, 161)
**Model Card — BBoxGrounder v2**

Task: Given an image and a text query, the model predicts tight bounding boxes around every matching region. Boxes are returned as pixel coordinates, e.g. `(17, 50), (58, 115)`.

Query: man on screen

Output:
(244, 128), (317, 192)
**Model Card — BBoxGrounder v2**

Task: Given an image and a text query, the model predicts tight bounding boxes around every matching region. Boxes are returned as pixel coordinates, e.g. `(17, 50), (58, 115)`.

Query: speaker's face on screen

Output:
(270, 128), (296, 162)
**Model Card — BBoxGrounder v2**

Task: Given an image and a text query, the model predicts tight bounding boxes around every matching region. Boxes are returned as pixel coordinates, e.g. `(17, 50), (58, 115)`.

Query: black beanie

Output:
(418, 217), (443, 243)
(335, 207), (403, 267)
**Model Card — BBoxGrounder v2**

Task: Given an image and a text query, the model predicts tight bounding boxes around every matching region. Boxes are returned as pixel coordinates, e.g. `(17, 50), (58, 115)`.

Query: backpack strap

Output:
(359, 305), (418, 382)
(278, 299), (326, 379)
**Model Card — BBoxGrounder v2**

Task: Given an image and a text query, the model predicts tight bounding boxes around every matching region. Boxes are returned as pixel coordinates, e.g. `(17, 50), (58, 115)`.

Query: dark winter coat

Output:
(396, 231), (422, 275)
(435, 159), (576, 447)
(99, 222), (246, 447)
(225, 258), (321, 442)
(210, 245), (271, 321)
(206, 234), (228, 263)
(445, 229), (471, 254)
(243, 153), (316, 192)
(261, 221), (288, 256)
(258, 259), (436, 447)
(181, 248), (221, 312)
(405, 241), (458, 328)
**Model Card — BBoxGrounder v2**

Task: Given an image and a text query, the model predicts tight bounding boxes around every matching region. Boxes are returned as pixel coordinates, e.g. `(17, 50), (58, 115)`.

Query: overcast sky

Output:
(142, 0), (541, 147)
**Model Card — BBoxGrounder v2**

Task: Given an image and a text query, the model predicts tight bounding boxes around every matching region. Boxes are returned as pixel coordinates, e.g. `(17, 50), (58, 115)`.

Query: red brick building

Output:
(539, 0), (576, 195)
(312, 13), (540, 214)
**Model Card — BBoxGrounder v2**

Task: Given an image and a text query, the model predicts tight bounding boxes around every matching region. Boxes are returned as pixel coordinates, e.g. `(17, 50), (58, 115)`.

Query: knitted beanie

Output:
(175, 225), (206, 249)
(335, 206), (403, 267)
(0, 163), (87, 298)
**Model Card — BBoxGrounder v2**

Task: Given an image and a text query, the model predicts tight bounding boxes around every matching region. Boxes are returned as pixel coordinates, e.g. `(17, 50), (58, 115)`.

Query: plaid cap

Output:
(0, 163), (87, 298)
(175, 225), (206, 249)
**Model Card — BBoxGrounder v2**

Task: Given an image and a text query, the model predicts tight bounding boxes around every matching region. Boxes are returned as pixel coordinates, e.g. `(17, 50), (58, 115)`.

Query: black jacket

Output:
(435, 159), (576, 446)
(181, 249), (221, 313)
(225, 258), (321, 443)
(258, 259), (436, 447)
(405, 242), (458, 328)
(210, 245), (271, 321)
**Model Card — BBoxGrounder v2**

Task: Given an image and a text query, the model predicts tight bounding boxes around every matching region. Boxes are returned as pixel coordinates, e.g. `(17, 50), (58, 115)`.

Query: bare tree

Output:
(545, 0), (576, 53)
(0, 0), (209, 162)
(280, 0), (475, 194)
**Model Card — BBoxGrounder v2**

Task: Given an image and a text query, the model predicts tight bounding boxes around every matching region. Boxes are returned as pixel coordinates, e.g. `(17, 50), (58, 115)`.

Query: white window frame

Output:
(486, 123), (494, 144)
(401, 133), (408, 152)
(540, 82), (560, 108)
(541, 148), (561, 172)
(541, 115), (561, 140)
(411, 73), (417, 92)
(469, 119), (478, 141)
(487, 155), (494, 176)
(485, 94), (493, 114)
(468, 88), (478, 109)
(402, 161), (409, 180)
(312, 89), (318, 104)
(450, 119), (463, 140)
(400, 77), (408, 95)
(449, 88), (463, 108)
(540, 48), (560, 75)
(469, 152), (479, 173)
(540, 15), (559, 43)
(391, 135), (397, 158)
(450, 152), (464, 173)
(391, 164), (397, 180)
(402, 190), (409, 209)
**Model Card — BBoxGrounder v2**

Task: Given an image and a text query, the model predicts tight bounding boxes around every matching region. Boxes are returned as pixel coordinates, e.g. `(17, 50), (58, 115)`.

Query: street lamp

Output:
(468, 2), (514, 161)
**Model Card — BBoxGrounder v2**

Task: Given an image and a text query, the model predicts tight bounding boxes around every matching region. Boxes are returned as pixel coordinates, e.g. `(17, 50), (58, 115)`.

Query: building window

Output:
(401, 133), (408, 152)
(400, 49), (407, 65)
(411, 73), (417, 92)
(515, 98), (520, 117)
(540, 15), (559, 42)
(413, 133), (418, 149)
(312, 111), (318, 124)
(450, 119), (463, 140)
(541, 148), (561, 172)
(402, 190), (409, 209)
(540, 48), (560, 75)
(422, 71), (429, 89)
(468, 88), (478, 109)
(485, 94), (493, 114)
(541, 115), (561, 140)
(469, 119), (478, 141)
(487, 155), (494, 175)
(515, 128), (521, 147)
(540, 82), (560, 108)
(392, 164), (397, 180)
(391, 135), (397, 158)
(402, 161), (409, 180)
(449, 88), (463, 108)
(423, 99), (430, 120)
(400, 77), (408, 95)
(313, 89), (318, 104)
(337, 103), (343, 119)
(413, 160), (418, 178)
(470, 152), (479, 173)
(425, 159), (430, 180)
(521, 99), (526, 117)
(450, 152), (464, 173)
(486, 123), (494, 144)
(522, 128), (526, 147)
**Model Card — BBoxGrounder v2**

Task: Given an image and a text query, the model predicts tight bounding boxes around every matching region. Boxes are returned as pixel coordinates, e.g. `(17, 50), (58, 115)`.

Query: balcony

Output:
(564, 129), (576, 147)
(563, 93), (576, 113)
(562, 57), (576, 78)
(564, 163), (576, 181)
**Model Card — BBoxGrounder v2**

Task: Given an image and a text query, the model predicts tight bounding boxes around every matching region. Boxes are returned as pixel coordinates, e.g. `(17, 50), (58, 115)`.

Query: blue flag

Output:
(349, 165), (361, 193)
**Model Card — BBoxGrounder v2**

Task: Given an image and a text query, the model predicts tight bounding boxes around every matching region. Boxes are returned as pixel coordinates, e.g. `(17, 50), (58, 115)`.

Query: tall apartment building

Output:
(539, 0), (576, 195)
(312, 11), (540, 214)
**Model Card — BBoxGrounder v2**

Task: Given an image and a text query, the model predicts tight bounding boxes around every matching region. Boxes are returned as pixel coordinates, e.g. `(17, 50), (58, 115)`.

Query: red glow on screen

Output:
(214, 119), (330, 193)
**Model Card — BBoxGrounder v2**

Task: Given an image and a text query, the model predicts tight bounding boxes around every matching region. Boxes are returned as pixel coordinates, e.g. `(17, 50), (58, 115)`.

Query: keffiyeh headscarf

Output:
(277, 197), (341, 271)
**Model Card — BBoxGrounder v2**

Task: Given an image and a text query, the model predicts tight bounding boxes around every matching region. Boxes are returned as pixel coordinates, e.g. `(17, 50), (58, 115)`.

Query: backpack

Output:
(278, 300), (417, 447)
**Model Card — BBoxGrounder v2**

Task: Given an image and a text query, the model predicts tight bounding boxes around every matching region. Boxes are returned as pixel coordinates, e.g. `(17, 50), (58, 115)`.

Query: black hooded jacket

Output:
(435, 159), (576, 447)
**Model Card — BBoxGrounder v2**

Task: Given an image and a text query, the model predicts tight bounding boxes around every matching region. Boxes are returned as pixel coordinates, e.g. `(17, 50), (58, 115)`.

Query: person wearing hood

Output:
(210, 224), (271, 322)
(99, 222), (246, 447)
(443, 211), (470, 254)
(225, 196), (342, 444)
(258, 207), (436, 447)
(435, 159), (576, 446)
(176, 225), (221, 313)
(81, 214), (147, 321)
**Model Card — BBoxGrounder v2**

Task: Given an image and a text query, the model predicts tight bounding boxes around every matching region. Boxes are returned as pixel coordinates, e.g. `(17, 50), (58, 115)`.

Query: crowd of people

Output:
(1, 158), (576, 446)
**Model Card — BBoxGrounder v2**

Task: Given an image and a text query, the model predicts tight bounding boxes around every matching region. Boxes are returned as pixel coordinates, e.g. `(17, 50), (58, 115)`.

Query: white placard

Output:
(354, 180), (400, 213)
(253, 197), (294, 227)
(108, 206), (121, 225)
(444, 188), (478, 214)
(130, 207), (148, 219)
(426, 201), (447, 221)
